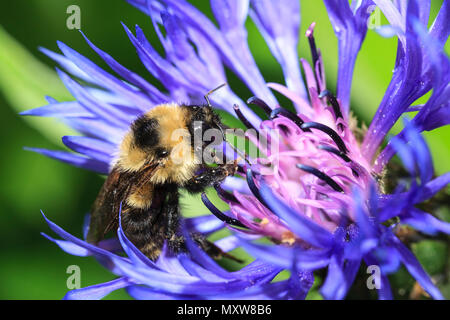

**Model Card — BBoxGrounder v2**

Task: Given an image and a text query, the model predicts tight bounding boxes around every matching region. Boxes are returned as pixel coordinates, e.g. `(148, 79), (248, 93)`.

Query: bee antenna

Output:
(204, 83), (227, 107)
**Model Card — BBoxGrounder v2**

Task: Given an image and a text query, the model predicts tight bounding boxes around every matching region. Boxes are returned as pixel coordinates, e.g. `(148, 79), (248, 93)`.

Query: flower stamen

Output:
(317, 144), (360, 177)
(306, 22), (321, 83)
(296, 164), (344, 193)
(319, 89), (344, 127)
(200, 193), (248, 229)
(214, 184), (239, 204)
(300, 122), (349, 153)
(246, 96), (272, 116)
(270, 108), (310, 132)
(245, 168), (269, 208)
(233, 104), (256, 131)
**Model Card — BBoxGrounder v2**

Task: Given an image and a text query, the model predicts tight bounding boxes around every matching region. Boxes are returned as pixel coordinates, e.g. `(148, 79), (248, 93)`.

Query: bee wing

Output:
(86, 164), (159, 244)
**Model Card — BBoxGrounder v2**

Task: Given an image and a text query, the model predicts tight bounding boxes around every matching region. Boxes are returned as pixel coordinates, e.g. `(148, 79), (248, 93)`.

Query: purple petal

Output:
(319, 254), (347, 300)
(116, 211), (161, 270)
(39, 47), (97, 84)
(41, 232), (91, 257)
(429, 0), (450, 44)
(62, 117), (125, 144)
(56, 68), (130, 127)
(283, 270), (314, 300)
(153, 0), (278, 107)
(20, 101), (93, 118)
(180, 226), (237, 280)
(184, 215), (225, 235)
(259, 184), (333, 248)
(62, 136), (114, 164)
(390, 236), (444, 300)
(80, 31), (167, 105)
(25, 148), (109, 174)
(56, 41), (152, 110)
(363, 0), (446, 160)
(127, 285), (198, 300)
(237, 236), (331, 270)
(402, 208), (450, 235)
(63, 277), (133, 300)
(323, 0), (373, 113)
(249, 0), (306, 101)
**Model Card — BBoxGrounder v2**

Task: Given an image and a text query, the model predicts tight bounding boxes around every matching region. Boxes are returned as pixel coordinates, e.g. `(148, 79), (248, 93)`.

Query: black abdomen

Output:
(121, 184), (180, 260)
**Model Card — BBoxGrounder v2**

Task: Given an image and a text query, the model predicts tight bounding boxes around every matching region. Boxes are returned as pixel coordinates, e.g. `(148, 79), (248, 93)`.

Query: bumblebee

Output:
(86, 86), (238, 260)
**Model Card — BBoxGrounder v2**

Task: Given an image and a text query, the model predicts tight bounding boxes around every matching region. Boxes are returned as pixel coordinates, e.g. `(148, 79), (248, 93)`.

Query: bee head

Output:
(130, 115), (170, 162)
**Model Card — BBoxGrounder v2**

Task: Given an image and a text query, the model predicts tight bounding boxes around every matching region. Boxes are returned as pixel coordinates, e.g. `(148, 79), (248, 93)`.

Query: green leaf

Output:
(0, 25), (74, 145)
(411, 240), (447, 275)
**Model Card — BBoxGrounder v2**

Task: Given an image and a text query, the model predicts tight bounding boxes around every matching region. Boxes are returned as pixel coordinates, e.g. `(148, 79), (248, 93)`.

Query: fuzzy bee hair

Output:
(86, 102), (237, 260)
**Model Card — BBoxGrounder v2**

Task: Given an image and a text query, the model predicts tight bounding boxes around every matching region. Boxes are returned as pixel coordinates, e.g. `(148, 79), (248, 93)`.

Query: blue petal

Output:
(364, 0), (448, 160)
(237, 236), (331, 270)
(249, 0), (306, 101)
(39, 47), (97, 85)
(111, 255), (269, 295)
(80, 31), (167, 105)
(56, 41), (152, 111)
(116, 210), (161, 270)
(62, 117), (125, 144)
(126, 22), (191, 91)
(323, 0), (373, 112)
(20, 101), (93, 118)
(41, 232), (90, 256)
(56, 68), (130, 127)
(26, 148), (109, 174)
(62, 136), (114, 164)
(429, 0), (450, 44)
(378, 173), (450, 222)
(214, 235), (240, 253)
(390, 236), (444, 300)
(180, 225), (238, 280)
(210, 0), (249, 33)
(127, 285), (198, 300)
(63, 277), (133, 300)
(259, 184), (333, 248)
(41, 211), (127, 275)
(320, 254), (347, 300)
(231, 259), (281, 281)
(184, 215), (225, 235)
(150, 0), (278, 107)
(402, 208), (450, 235)
(283, 270), (314, 300)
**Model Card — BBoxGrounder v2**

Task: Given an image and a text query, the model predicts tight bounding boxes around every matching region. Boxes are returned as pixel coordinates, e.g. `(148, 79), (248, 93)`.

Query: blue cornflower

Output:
(23, 0), (449, 300)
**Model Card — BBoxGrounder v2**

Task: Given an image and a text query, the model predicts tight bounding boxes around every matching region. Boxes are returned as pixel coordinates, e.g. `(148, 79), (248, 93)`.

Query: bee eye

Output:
(156, 148), (169, 159)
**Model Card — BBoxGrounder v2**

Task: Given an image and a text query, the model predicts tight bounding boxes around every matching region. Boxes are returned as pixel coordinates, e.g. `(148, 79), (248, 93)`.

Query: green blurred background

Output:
(0, 0), (448, 299)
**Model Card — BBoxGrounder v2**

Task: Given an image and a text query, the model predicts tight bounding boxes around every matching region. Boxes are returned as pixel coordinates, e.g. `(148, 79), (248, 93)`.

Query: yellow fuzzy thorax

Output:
(115, 103), (199, 185)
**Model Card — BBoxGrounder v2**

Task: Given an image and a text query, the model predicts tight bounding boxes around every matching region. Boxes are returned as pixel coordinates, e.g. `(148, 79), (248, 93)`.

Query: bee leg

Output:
(161, 189), (185, 254)
(184, 162), (238, 194)
(174, 233), (243, 263)
(164, 189), (180, 239)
